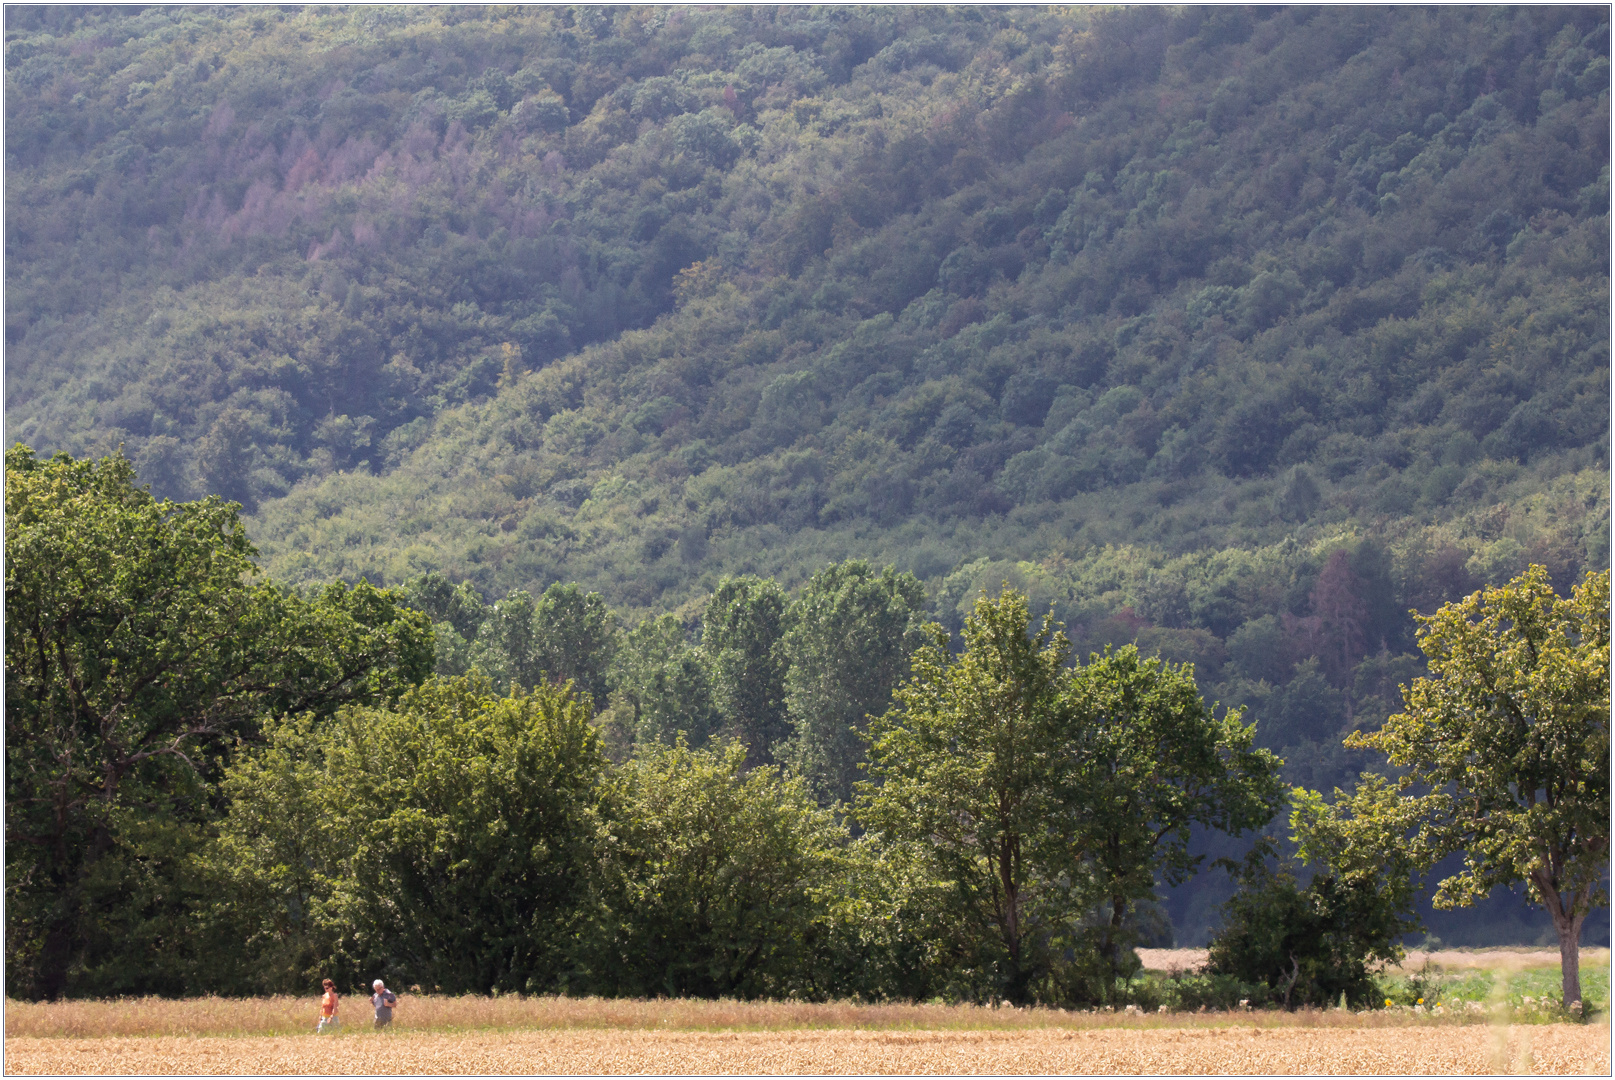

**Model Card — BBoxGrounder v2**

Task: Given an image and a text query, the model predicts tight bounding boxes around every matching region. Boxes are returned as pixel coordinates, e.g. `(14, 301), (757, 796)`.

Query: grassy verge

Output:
(1124, 946), (1609, 1022)
(1376, 958), (1610, 1022)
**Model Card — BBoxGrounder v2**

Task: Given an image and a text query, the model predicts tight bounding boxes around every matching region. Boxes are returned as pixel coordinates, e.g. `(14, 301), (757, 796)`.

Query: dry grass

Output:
(1392, 948), (1610, 974)
(11, 971), (1610, 1075)
(2, 993), (1591, 1040)
(6, 1025), (1609, 1075)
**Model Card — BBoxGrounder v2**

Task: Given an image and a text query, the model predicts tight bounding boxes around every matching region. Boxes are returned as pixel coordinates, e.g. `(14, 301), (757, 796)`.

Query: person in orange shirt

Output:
(316, 978), (340, 1033)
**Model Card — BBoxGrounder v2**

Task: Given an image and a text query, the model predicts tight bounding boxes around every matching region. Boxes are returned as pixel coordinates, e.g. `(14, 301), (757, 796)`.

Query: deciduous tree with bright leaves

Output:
(1346, 565), (1609, 1008)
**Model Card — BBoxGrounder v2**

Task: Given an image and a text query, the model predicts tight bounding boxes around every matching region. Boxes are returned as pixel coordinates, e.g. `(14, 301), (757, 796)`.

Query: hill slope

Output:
(9, 8), (1607, 610)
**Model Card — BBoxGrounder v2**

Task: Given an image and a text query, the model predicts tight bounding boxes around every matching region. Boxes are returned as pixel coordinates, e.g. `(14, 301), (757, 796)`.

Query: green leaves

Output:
(606, 615), (719, 749)
(216, 675), (605, 995)
(781, 561), (927, 805)
(860, 589), (1076, 1002)
(470, 583), (619, 707)
(703, 575), (792, 766)
(1348, 565), (1610, 911)
(4, 445), (432, 999)
(1340, 564), (1610, 1005)
(1064, 646), (1283, 992)
(859, 587), (1283, 1005)
(585, 738), (843, 999)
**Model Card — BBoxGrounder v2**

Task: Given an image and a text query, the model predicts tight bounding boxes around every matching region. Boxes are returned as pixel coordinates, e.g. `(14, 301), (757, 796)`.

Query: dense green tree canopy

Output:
(6, 8), (1602, 624)
(585, 738), (844, 1000)
(858, 590), (1082, 1003)
(468, 582), (619, 706)
(1206, 777), (1426, 1009)
(1064, 645), (1284, 979)
(702, 575), (792, 765)
(1344, 565), (1610, 1007)
(219, 675), (605, 995)
(4, 445), (432, 999)
(605, 613), (719, 750)
(860, 588), (1282, 1005)
(3, 443), (1602, 1001)
(3, 4), (1610, 988)
(782, 560), (928, 805)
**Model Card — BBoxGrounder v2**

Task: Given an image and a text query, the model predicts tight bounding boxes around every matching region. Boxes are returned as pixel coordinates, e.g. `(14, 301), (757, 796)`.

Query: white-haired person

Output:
(370, 979), (398, 1029)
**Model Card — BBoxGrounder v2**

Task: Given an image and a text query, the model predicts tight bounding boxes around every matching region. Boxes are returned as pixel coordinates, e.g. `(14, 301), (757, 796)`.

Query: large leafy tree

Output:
(216, 675), (604, 994)
(404, 571), (489, 678)
(4, 445), (432, 999)
(1064, 646), (1284, 985)
(1208, 779), (1423, 1009)
(472, 582), (619, 708)
(585, 738), (845, 999)
(782, 561), (927, 805)
(861, 593), (1284, 1005)
(528, 583), (620, 708)
(606, 615), (719, 749)
(1345, 565), (1610, 1008)
(858, 589), (1081, 1004)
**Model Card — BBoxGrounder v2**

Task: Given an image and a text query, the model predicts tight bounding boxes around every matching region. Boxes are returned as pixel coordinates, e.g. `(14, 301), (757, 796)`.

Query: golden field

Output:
(5, 1025), (1609, 1075)
(7, 949), (1609, 1075)
(3, 993), (1555, 1039)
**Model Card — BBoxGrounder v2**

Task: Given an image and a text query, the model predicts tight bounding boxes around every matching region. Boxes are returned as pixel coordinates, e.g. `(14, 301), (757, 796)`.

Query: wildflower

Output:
(1416, 998), (1423, 1004)
(1385, 998), (1393, 1007)
(1158, 1005), (1168, 1014)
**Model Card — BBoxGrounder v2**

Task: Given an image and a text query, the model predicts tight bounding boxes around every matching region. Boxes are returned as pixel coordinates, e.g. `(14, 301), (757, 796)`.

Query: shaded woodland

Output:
(5, 6), (1609, 987)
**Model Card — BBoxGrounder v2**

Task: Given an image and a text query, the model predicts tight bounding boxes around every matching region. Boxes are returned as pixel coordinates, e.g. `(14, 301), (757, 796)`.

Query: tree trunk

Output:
(999, 832), (1023, 1002)
(1535, 868), (1587, 1009)
(1108, 894), (1127, 979)
(37, 911), (76, 1001)
(1555, 909), (1585, 1009)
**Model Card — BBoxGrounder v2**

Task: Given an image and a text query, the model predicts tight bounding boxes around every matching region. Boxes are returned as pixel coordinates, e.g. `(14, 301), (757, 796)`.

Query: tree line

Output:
(412, 557), (923, 806)
(8, 445), (1606, 1009)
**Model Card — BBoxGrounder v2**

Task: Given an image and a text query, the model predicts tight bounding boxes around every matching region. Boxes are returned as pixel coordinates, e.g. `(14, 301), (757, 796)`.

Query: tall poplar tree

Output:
(703, 575), (792, 766)
(781, 561), (926, 805)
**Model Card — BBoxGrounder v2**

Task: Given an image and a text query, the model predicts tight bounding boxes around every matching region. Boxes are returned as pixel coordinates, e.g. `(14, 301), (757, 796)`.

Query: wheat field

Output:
(4, 994), (1550, 1039)
(6, 1024), (1609, 1075)
(8, 949), (1610, 1075)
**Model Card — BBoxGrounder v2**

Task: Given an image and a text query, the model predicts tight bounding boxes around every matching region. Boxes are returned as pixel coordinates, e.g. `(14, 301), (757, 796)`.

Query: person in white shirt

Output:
(370, 979), (398, 1029)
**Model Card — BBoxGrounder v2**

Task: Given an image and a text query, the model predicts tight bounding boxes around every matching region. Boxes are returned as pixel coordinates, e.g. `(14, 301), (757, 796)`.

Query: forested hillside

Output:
(6, 5), (1609, 952)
